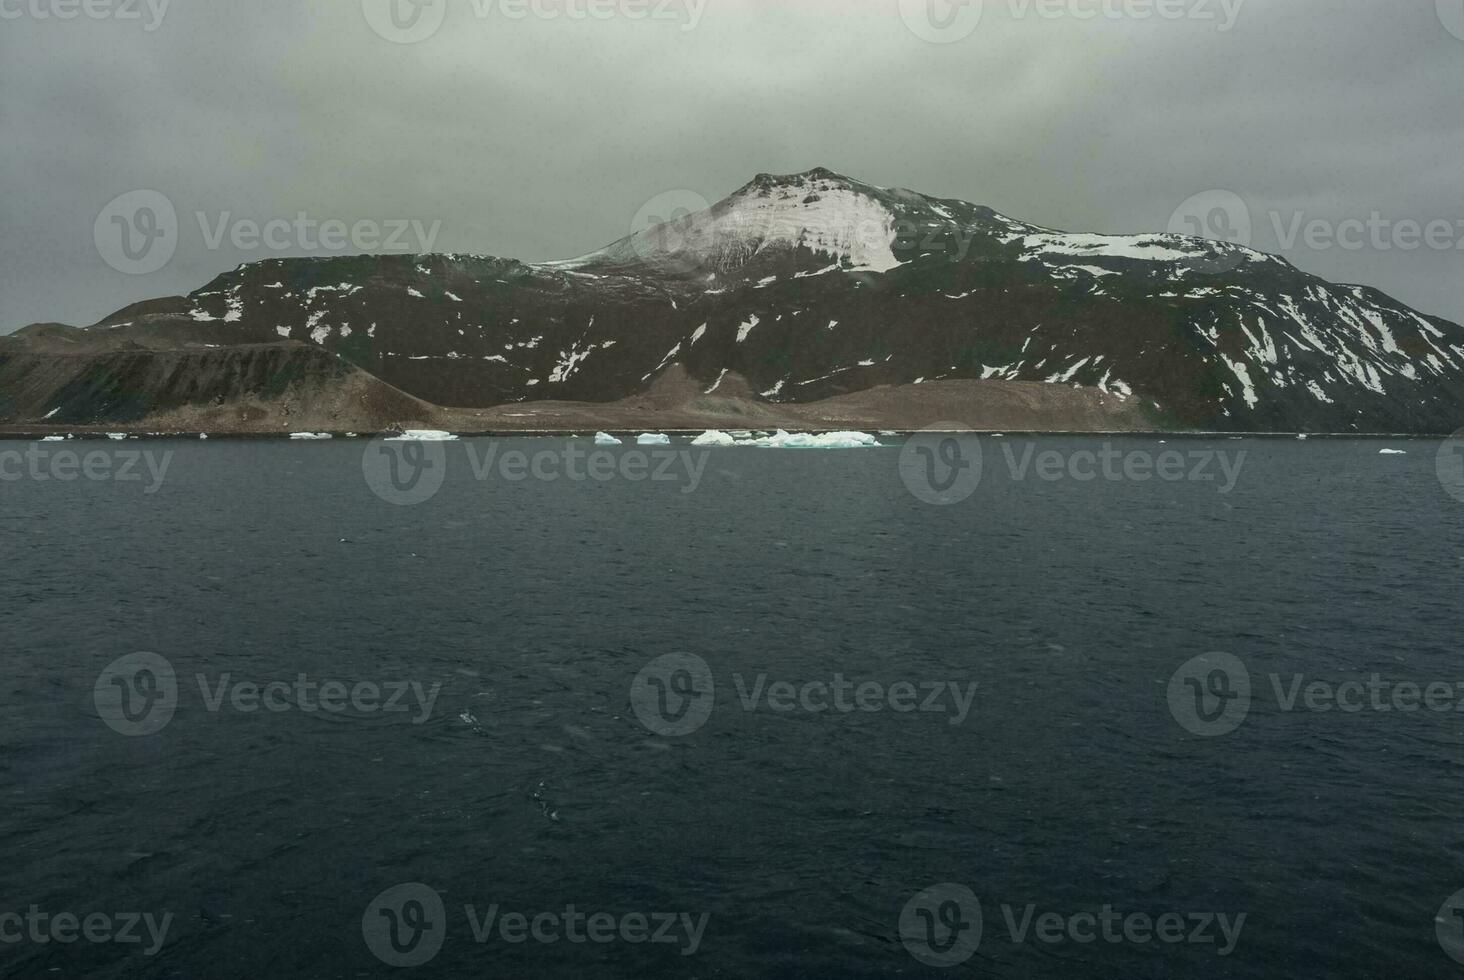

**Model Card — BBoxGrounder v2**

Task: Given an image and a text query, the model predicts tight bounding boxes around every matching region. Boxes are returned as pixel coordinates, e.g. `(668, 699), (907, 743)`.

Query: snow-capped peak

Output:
(570, 167), (907, 276)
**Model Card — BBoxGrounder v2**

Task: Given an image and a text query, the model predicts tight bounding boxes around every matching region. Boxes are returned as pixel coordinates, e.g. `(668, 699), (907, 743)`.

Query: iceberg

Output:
(637, 433), (672, 446)
(385, 430), (458, 442)
(595, 432), (623, 446)
(736, 430), (882, 449)
(692, 430), (738, 447)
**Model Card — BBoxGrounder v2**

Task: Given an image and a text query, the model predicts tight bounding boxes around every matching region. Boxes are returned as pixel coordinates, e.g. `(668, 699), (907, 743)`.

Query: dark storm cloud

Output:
(2, 0), (1462, 330)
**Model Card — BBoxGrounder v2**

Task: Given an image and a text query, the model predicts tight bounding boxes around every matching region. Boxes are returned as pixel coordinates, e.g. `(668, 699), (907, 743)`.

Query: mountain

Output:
(7, 167), (1464, 433)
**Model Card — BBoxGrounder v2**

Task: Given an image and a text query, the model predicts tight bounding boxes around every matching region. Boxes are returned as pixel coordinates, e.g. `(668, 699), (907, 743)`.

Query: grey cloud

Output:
(2, 0), (1461, 330)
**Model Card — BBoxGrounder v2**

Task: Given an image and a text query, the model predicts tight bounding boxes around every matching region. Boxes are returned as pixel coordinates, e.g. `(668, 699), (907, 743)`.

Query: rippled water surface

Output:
(2, 436), (1461, 978)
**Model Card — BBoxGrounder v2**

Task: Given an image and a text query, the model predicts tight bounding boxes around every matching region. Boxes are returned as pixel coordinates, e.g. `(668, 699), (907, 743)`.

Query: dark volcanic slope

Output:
(0, 337), (436, 433)
(17, 167), (1464, 433)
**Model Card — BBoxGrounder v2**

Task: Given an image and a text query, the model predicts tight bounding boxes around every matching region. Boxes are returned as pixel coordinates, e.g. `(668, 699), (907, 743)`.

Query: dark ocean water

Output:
(2, 434), (1462, 979)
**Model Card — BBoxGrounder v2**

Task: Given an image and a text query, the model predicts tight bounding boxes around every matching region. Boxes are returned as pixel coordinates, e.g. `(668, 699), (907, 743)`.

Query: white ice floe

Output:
(290, 432), (334, 440)
(386, 430), (458, 442)
(737, 430), (882, 449)
(595, 432), (623, 446)
(1378, 448), (1408, 455)
(691, 430), (738, 447)
(637, 433), (672, 446)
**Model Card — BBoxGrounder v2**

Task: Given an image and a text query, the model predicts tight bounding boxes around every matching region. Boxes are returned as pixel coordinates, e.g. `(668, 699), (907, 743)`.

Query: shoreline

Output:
(0, 428), (1451, 442)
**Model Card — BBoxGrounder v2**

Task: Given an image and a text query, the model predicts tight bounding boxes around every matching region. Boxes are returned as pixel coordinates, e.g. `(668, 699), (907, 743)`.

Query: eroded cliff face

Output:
(0, 340), (437, 433)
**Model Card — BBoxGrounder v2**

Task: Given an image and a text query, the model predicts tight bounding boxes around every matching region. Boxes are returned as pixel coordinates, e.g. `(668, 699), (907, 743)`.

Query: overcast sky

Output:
(2, 0), (1462, 331)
